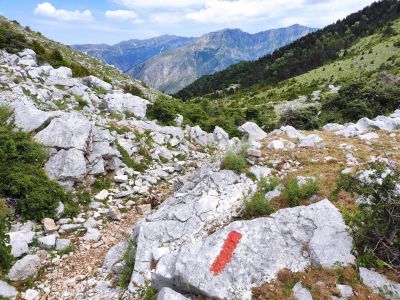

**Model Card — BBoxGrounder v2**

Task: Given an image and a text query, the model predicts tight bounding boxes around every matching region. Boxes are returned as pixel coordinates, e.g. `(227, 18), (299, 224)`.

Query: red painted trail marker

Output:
(210, 230), (242, 276)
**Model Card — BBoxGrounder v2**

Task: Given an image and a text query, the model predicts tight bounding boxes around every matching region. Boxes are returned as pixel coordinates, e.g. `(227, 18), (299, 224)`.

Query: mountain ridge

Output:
(126, 24), (316, 93)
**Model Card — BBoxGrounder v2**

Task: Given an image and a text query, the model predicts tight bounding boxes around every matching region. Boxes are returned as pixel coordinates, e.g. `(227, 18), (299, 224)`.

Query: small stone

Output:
(24, 289), (40, 300)
(42, 218), (58, 233)
(0, 280), (17, 299)
(108, 207), (121, 221)
(83, 228), (101, 242)
(56, 239), (71, 251)
(36, 250), (48, 262)
(136, 204), (152, 216)
(38, 234), (56, 250)
(336, 284), (353, 298)
(83, 217), (97, 229)
(114, 175), (128, 183)
(247, 149), (261, 158)
(293, 282), (313, 300)
(94, 190), (109, 201)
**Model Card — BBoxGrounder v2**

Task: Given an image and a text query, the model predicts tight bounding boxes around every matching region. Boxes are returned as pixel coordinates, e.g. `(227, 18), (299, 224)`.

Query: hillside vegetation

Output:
(143, 0), (400, 137)
(176, 0), (400, 99)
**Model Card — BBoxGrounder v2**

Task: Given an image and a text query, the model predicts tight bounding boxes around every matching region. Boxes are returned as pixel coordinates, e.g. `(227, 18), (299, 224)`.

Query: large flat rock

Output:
(153, 199), (354, 299)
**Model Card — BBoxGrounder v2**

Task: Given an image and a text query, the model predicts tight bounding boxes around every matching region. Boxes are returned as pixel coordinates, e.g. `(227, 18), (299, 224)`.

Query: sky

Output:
(0, 0), (377, 45)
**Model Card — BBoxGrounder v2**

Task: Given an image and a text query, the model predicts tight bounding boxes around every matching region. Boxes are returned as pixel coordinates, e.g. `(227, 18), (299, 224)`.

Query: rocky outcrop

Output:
(103, 92), (149, 119)
(324, 110), (400, 137)
(153, 200), (354, 299)
(129, 163), (255, 290)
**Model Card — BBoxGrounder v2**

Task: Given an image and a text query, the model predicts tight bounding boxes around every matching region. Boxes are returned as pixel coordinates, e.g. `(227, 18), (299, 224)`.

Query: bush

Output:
(320, 81), (400, 124)
(279, 107), (320, 130)
(281, 176), (320, 207)
(220, 150), (247, 173)
(123, 84), (144, 98)
(0, 198), (12, 274)
(118, 240), (136, 289)
(258, 176), (280, 194)
(339, 162), (400, 272)
(243, 192), (274, 218)
(0, 106), (70, 221)
(70, 62), (90, 78)
(146, 96), (180, 125)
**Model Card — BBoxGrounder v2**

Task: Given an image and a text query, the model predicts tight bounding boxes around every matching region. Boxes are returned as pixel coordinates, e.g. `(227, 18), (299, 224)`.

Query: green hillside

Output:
(144, 1), (400, 136)
(175, 0), (400, 100)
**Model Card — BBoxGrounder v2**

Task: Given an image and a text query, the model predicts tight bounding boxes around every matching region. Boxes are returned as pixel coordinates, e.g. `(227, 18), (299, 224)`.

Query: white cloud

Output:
(105, 10), (142, 23)
(34, 2), (93, 22)
(186, 0), (303, 23)
(113, 0), (206, 8)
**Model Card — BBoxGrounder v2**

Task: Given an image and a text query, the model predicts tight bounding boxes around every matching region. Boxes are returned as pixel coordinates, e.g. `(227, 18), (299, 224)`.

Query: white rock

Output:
(103, 241), (128, 273)
(359, 267), (400, 299)
(9, 230), (35, 258)
(267, 140), (286, 150)
(249, 166), (272, 180)
(336, 284), (353, 298)
(153, 200), (354, 299)
(56, 239), (71, 251)
(24, 289), (40, 300)
(293, 282), (313, 300)
(239, 122), (267, 141)
(7, 255), (41, 281)
(49, 67), (72, 78)
(114, 175), (128, 183)
(103, 92), (149, 119)
(83, 228), (101, 242)
(358, 132), (379, 140)
(157, 287), (189, 300)
(0, 280), (17, 299)
(95, 190), (109, 201)
(38, 234), (56, 250)
(45, 148), (87, 183)
(299, 134), (323, 148)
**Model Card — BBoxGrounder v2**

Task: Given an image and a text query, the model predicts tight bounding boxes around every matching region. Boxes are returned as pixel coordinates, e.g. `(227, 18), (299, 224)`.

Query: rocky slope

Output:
(0, 11), (400, 299)
(0, 46), (400, 300)
(72, 35), (196, 72)
(121, 25), (314, 94)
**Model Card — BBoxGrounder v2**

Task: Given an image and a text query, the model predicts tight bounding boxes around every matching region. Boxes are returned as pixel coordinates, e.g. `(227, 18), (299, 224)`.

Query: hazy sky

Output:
(0, 0), (377, 45)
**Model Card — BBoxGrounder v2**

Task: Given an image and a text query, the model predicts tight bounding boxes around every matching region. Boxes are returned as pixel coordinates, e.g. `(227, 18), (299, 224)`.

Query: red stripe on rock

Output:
(210, 230), (242, 276)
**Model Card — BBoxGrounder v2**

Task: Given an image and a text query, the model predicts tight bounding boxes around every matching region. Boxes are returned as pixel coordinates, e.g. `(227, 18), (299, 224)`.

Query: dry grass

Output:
(253, 266), (383, 300)
(261, 130), (400, 211)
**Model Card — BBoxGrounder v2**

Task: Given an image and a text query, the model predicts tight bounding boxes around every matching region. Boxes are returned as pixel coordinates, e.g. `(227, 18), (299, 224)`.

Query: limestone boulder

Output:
(153, 200), (354, 299)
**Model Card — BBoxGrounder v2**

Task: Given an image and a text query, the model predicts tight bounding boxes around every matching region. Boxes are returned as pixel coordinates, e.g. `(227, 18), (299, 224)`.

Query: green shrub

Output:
(279, 107), (320, 130)
(281, 176), (320, 207)
(243, 192), (274, 219)
(123, 84), (144, 98)
(137, 282), (157, 300)
(259, 176), (280, 194)
(0, 198), (12, 274)
(118, 240), (136, 289)
(220, 150), (247, 173)
(0, 106), (71, 221)
(116, 143), (150, 173)
(320, 81), (400, 124)
(146, 95), (180, 126)
(92, 176), (112, 194)
(69, 62), (90, 78)
(339, 162), (400, 272)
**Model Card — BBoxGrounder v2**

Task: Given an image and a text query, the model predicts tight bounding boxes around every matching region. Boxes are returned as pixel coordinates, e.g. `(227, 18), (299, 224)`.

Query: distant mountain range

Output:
(72, 24), (316, 94)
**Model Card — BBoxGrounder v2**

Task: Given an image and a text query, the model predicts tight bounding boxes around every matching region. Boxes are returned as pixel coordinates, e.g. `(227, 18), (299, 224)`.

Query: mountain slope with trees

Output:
(176, 0), (400, 100)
